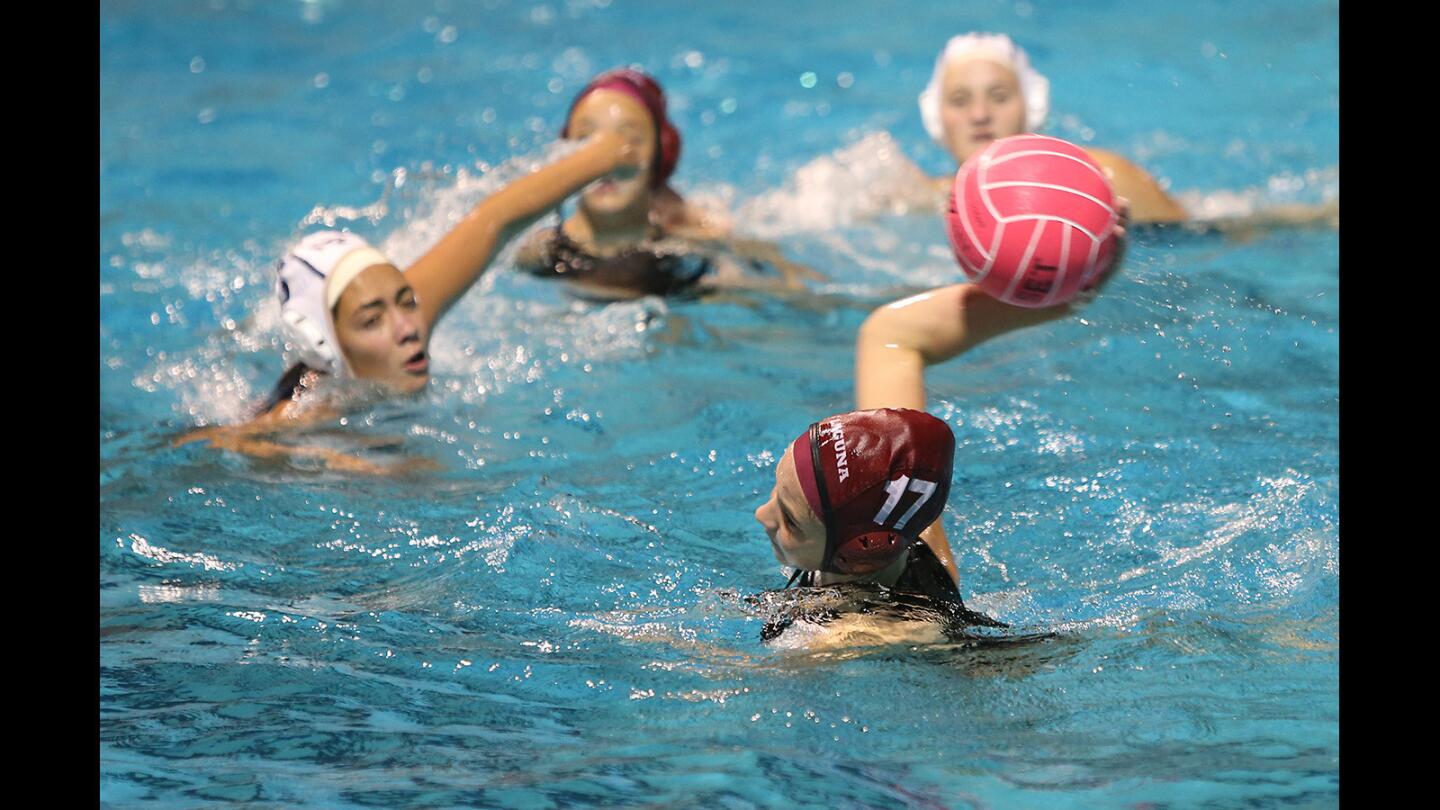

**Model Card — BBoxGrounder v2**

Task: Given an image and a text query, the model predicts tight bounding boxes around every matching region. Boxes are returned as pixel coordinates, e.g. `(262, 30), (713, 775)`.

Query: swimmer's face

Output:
(332, 264), (430, 393)
(939, 58), (1027, 164)
(568, 89), (657, 217)
(754, 448), (827, 571)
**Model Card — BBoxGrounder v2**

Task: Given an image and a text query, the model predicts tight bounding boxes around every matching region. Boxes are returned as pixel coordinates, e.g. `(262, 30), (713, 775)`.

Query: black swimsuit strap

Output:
(540, 223), (711, 296)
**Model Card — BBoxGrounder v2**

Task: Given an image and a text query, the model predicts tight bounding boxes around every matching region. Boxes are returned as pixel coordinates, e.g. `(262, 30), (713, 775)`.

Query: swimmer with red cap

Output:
(516, 67), (822, 300)
(853, 201), (1131, 581)
(754, 408), (1005, 642)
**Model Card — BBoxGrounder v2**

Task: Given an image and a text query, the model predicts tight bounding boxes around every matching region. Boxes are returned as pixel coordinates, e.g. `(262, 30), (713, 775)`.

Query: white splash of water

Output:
(735, 131), (940, 239)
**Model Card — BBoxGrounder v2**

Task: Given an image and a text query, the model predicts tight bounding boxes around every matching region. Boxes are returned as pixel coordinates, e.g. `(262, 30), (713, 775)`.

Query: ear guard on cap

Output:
(796, 409), (956, 577)
(275, 250), (346, 375)
(279, 304), (340, 372)
(808, 422), (909, 576)
(829, 530), (908, 575)
(274, 230), (389, 376)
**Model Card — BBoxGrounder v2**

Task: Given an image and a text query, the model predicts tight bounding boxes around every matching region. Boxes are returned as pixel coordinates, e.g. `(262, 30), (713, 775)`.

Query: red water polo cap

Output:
(790, 408), (956, 575)
(561, 68), (681, 188)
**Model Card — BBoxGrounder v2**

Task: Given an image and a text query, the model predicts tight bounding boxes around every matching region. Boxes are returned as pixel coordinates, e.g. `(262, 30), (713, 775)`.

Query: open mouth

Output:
(404, 351), (429, 374)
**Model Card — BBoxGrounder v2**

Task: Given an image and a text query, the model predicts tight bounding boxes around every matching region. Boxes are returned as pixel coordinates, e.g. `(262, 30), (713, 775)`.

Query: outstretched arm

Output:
(1199, 199), (1339, 240)
(695, 236), (830, 297)
(179, 431), (394, 475)
(654, 188), (829, 292)
(406, 129), (636, 325)
(173, 399), (437, 475)
(856, 284), (1082, 411)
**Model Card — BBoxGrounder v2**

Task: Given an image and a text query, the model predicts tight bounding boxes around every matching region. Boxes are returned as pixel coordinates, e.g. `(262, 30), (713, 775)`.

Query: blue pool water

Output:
(101, 1), (1339, 806)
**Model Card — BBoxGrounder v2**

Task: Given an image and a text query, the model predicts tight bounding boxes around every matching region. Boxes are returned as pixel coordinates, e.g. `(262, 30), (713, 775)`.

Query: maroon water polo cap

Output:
(561, 68), (681, 188)
(790, 408), (956, 575)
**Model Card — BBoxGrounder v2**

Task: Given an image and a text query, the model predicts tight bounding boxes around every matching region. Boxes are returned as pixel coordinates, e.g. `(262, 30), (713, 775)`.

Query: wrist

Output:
(571, 131), (623, 174)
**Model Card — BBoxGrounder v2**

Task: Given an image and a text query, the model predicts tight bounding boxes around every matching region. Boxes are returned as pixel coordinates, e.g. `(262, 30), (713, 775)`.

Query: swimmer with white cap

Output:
(918, 32), (1187, 224)
(176, 127), (644, 473)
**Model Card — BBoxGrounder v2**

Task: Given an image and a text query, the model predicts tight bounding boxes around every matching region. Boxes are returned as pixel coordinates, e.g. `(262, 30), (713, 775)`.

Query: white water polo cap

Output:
(274, 230), (393, 375)
(918, 33), (1051, 144)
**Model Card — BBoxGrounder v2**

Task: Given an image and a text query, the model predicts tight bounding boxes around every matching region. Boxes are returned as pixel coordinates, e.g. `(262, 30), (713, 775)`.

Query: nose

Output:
(754, 494), (778, 532)
(394, 310), (421, 344)
(969, 97), (992, 122)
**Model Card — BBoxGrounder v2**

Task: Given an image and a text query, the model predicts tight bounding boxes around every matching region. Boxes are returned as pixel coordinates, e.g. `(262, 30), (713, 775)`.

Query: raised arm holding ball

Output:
(743, 137), (1127, 648)
(856, 135), (1129, 586)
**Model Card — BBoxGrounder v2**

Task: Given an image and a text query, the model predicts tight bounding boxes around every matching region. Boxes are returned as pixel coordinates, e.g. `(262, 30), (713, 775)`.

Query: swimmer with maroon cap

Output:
(516, 67), (823, 299)
(754, 408), (1005, 642)
(851, 198), (1133, 585)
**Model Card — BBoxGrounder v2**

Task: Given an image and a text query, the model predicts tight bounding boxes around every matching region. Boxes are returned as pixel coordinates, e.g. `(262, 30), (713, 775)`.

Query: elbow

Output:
(858, 302), (918, 357)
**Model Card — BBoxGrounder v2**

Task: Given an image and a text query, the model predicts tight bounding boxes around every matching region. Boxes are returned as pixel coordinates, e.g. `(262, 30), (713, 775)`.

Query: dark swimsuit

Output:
(760, 542), (1009, 643)
(528, 229), (712, 299)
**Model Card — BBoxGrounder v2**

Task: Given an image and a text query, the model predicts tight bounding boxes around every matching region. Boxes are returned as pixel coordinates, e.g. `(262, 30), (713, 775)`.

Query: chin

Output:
(583, 186), (647, 216)
(394, 373), (430, 394)
(584, 196), (632, 215)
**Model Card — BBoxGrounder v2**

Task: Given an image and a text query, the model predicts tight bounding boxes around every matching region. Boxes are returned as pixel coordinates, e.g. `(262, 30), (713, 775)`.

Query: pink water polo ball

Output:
(945, 134), (1119, 308)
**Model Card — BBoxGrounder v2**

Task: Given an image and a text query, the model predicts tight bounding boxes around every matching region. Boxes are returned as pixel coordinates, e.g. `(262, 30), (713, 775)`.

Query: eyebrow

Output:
(952, 82), (1009, 95)
(350, 285), (413, 313)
